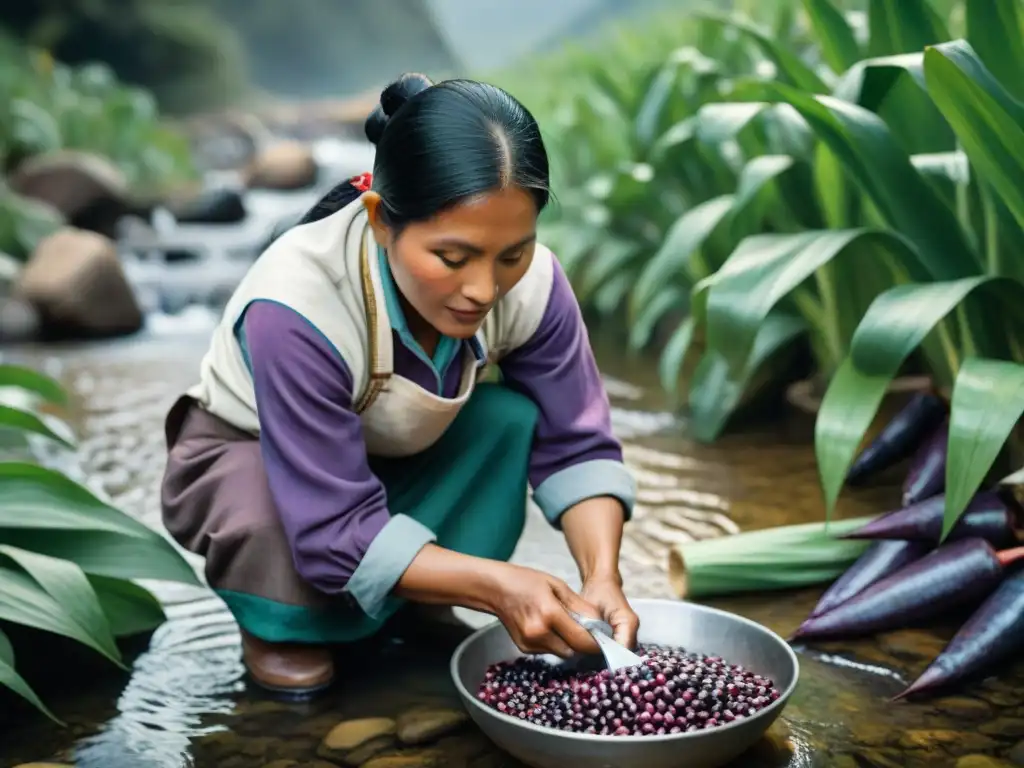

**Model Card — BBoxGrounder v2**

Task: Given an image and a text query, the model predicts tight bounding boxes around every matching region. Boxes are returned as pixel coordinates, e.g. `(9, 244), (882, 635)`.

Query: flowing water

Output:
(2, 139), (1024, 768)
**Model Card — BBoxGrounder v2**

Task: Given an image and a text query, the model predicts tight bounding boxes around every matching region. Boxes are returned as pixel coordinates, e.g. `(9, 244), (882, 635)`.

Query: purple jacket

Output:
(239, 253), (635, 618)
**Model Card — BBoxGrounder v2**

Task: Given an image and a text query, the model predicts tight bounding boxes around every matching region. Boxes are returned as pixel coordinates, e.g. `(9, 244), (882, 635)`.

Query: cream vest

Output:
(186, 197), (554, 457)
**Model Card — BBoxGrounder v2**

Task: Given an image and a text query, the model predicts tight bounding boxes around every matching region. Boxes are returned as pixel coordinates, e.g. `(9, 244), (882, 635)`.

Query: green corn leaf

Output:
(943, 358), (1024, 539)
(0, 461), (160, 538)
(0, 365), (68, 407)
(649, 117), (697, 166)
(0, 545), (122, 668)
(0, 627), (61, 724)
(695, 102), (808, 146)
(832, 53), (926, 110)
(634, 50), (699, 149)
(658, 316), (696, 404)
(693, 11), (828, 93)
(964, 0), (1024, 102)
(849, 277), (1024, 375)
(0, 529), (201, 587)
(924, 40), (1024, 230)
(704, 229), (926, 379)
(629, 195), (734, 321)
(691, 233), (815, 323)
(688, 312), (806, 442)
(0, 562), (125, 670)
(817, 276), (1024, 517)
(911, 150), (970, 185)
(813, 142), (851, 229)
(575, 238), (642, 305)
(867, 0), (951, 58)
(90, 575), (166, 637)
(0, 405), (74, 448)
(800, 0), (862, 73)
(762, 83), (980, 278)
(730, 154), (800, 223)
(628, 286), (687, 352)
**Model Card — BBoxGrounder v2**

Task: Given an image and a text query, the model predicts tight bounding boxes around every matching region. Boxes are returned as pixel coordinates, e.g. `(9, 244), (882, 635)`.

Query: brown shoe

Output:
(241, 630), (334, 697)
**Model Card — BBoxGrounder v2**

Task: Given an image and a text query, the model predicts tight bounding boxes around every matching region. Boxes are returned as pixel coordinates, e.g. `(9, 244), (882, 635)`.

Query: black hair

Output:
(296, 73), (550, 232)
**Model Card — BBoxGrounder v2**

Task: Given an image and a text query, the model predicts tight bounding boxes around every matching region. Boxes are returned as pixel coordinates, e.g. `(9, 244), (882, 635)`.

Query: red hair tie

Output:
(350, 172), (373, 192)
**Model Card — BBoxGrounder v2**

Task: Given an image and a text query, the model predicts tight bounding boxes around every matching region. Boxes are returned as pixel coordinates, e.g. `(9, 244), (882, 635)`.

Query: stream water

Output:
(2, 138), (1024, 768)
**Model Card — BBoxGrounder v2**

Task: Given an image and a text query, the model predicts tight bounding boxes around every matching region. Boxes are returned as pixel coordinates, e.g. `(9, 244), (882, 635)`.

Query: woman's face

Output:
(365, 186), (538, 340)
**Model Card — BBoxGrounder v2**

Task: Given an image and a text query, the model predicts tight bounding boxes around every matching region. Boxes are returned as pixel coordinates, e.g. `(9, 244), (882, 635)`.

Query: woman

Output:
(161, 73), (639, 697)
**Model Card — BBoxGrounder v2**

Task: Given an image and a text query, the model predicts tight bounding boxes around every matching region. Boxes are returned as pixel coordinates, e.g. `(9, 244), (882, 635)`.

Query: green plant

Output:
(0, 363), (200, 723)
(0, 32), (198, 191)
(681, 1), (1024, 534)
(0, 181), (64, 261)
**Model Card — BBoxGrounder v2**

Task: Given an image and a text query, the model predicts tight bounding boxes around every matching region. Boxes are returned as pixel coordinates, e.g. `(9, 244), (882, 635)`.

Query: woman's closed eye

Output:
(433, 250), (468, 268)
(499, 249), (526, 266)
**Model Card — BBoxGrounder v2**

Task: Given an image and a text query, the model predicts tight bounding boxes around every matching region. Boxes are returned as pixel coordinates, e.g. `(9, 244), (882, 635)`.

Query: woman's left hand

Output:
(580, 575), (640, 650)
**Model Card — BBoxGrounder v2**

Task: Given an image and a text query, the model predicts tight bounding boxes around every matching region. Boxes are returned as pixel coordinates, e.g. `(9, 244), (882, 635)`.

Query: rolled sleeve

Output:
(499, 257), (636, 528)
(345, 514), (437, 618)
(532, 459), (637, 527)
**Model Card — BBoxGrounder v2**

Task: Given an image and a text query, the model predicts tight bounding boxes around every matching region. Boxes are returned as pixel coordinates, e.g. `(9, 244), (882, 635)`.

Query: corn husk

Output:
(667, 516), (877, 599)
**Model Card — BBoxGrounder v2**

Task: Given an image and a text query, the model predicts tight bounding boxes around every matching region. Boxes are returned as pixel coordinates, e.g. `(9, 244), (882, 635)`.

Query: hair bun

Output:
(364, 72), (433, 145)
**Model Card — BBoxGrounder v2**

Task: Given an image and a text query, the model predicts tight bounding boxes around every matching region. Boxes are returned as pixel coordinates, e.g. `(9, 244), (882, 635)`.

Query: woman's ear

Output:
(362, 192), (390, 247)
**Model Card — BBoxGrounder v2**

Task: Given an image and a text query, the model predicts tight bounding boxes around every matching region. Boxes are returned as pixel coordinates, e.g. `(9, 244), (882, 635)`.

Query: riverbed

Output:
(3, 137), (1024, 767)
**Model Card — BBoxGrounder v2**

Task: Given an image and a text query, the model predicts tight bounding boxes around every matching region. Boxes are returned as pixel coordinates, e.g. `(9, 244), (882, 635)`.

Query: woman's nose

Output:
(461, 262), (498, 305)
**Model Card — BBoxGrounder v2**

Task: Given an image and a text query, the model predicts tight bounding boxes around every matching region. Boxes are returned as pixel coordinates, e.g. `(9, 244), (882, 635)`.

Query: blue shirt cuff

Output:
(345, 514), (437, 618)
(532, 459), (637, 529)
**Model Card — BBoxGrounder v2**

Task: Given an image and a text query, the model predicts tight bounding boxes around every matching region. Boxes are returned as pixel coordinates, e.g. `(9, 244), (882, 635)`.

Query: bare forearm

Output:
(394, 543), (504, 613)
(561, 496), (627, 583)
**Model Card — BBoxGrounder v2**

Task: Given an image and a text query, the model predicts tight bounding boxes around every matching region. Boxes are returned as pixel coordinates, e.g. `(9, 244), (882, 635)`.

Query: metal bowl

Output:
(450, 598), (799, 768)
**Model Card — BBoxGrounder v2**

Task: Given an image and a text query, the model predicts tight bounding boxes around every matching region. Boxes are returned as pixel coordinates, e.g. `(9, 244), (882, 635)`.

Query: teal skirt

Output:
(161, 383), (538, 644)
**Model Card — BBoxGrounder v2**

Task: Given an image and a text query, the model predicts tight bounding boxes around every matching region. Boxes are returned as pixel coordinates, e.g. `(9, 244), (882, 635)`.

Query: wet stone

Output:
(1008, 740), (1024, 765)
(849, 722), (897, 747)
(981, 719), (1024, 740)
(318, 717), (397, 766)
(899, 730), (999, 754)
(433, 732), (493, 762)
(979, 688), (1024, 708)
(853, 748), (904, 768)
(396, 707), (468, 746)
(360, 751), (446, 768)
(11, 764), (73, 768)
(956, 757), (1015, 768)
(879, 629), (946, 660)
(260, 761), (298, 768)
(936, 696), (993, 720)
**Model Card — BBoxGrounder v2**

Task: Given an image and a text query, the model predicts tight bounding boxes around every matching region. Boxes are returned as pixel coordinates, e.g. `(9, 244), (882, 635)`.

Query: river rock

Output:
(899, 729), (999, 753)
(981, 718), (1024, 739)
(936, 696), (993, 720)
(1008, 739), (1024, 765)
(11, 764), (73, 767)
(396, 707), (469, 745)
(318, 717), (396, 766)
(10, 151), (130, 238)
(15, 228), (143, 339)
(361, 751), (446, 768)
(244, 141), (318, 190)
(0, 296), (40, 342)
(956, 756), (1014, 768)
(165, 187), (246, 224)
(0, 252), (18, 288)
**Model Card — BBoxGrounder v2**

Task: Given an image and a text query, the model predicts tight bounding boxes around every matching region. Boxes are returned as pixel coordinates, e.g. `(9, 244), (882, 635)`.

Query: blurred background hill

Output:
(0, 0), (696, 113)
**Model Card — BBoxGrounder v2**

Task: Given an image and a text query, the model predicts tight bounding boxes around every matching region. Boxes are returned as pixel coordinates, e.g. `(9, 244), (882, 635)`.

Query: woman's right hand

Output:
(489, 562), (603, 659)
